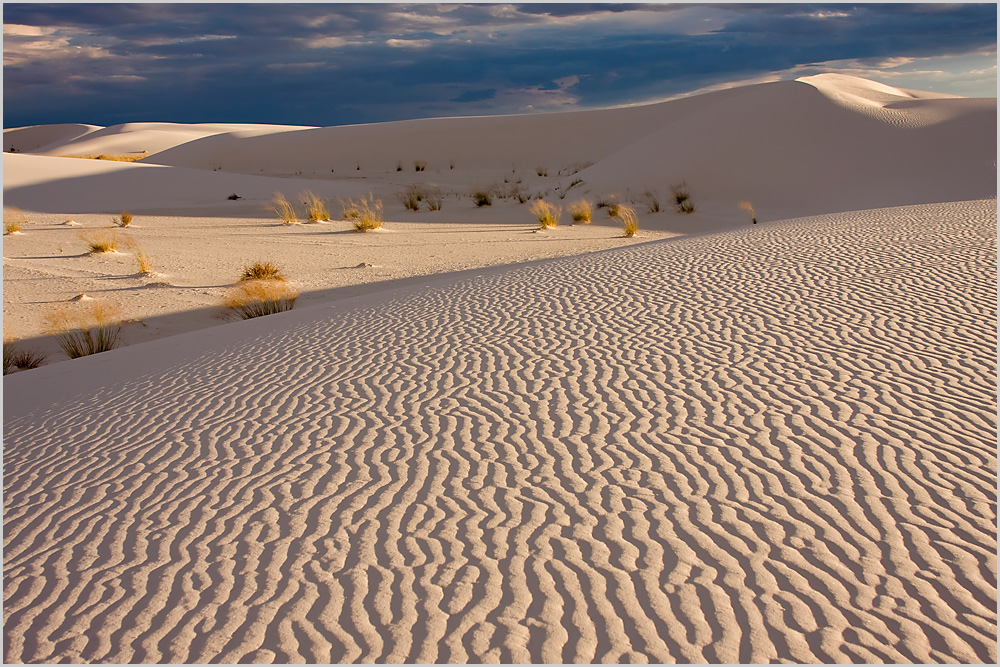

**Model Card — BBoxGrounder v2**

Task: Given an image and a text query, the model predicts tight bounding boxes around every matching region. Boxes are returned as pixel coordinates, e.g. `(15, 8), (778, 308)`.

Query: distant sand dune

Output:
(4, 199), (995, 662)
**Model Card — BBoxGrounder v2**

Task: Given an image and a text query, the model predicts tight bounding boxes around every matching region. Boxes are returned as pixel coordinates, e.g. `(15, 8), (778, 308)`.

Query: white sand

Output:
(3, 75), (997, 662)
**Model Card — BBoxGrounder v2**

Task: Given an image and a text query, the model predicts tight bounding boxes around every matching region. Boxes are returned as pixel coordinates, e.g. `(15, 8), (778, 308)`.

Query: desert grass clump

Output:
(568, 200), (593, 224)
(45, 302), (124, 359)
(530, 200), (562, 229)
(471, 188), (493, 207)
(642, 190), (661, 213)
(351, 194), (384, 232)
(425, 185), (444, 211)
(672, 183), (695, 213)
(112, 211), (133, 227)
(302, 191), (331, 222)
(414, 160), (427, 172)
(239, 260), (287, 282)
(615, 205), (639, 237)
(340, 198), (361, 220)
(3, 335), (47, 374)
(122, 236), (154, 275)
(4, 207), (27, 234)
(272, 192), (298, 224)
(739, 201), (758, 224)
(400, 185), (424, 211)
(226, 280), (299, 319)
(80, 229), (121, 253)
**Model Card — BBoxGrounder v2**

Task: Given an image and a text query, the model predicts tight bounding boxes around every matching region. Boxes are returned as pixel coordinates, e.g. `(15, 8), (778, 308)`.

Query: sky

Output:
(2, 2), (997, 129)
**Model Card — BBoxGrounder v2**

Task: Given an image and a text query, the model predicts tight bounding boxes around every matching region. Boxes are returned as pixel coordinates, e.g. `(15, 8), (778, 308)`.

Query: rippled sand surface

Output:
(4, 200), (996, 663)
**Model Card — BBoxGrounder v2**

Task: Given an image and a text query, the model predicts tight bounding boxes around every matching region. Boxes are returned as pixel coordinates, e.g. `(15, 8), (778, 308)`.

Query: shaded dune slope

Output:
(4, 200), (997, 663)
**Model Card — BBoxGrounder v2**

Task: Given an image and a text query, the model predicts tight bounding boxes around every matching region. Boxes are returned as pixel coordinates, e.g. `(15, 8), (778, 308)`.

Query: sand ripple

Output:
(4, 200), (996, 662)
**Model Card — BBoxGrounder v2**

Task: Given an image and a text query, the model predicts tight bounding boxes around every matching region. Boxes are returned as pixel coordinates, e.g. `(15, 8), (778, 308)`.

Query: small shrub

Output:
(226, 280), (298, 319)
(739, 201), (758, 224)
(112, 211), (133, 227)
(302, 190), (330, 221)
(80, 230), (120, 253)
(272, 192), (298, 224)
(530, 200), (562, 228)
(4, 207), (27, 234)
(400, 185), (424, 211)
(228, 193), (242, 200)
(535, 166), (548, 177)
(45, 302), (124, 359)
(672, 183), (695, 213)
(568, 200), (592, 224)
(615, 205), (639, 237)
(396, 162), (403, 172)
(239, 260), (287, 282)
(471, 188), (493, 207)
(449, 159), (455, 170)
(352, 194), (384, 231)
(414, 160), (427, 172)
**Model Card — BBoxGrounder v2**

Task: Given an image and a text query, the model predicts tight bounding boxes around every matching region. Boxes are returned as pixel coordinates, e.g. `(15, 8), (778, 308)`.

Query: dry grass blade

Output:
(615, 205), (639, 237)
(226, 280), (299, 319)
(80, 229), (120, 253)
(530, 200), (562, 228)
(352, 194), (384, 232)
(4, 207), (27, 234)
(302, 191), (330, 222)
(44, 302), (124, 358)
(568, 200), (593, 224)
(273, 192), (298, 224)
(739, 201), (758, 224)
(239, 260), (287, 282)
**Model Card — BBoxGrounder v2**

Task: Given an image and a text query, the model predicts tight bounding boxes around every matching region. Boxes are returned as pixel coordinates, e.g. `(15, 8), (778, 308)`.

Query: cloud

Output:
(2, 3), (995, 129)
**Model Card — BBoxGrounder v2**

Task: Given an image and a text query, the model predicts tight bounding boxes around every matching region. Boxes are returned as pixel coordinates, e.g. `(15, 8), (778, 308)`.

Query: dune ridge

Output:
(4, 199), (996, 663)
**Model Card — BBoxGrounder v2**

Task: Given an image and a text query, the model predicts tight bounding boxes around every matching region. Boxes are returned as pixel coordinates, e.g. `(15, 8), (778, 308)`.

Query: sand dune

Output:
(4, 199), (996, 663)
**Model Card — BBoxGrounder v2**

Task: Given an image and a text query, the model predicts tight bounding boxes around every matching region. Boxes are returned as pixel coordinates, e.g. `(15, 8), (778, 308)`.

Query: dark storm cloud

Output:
(2, 3), (996, 128)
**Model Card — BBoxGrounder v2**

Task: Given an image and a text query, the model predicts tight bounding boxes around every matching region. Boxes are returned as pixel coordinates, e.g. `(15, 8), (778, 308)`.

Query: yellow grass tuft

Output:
(739, 201), (758, 224)
(530, 200), (562, 228)
(615, 205), (639, 237)
(226, 280), (298, 319)
(4, 207), (27, 234)
(302, 190), (331, 222)
(339, 198), (361, 220)
(567, 199), (592, 224)
(351, 194), (384, 232)
(121, 236), (153, 274)
(272, 192), (298, 224)
(239, 260), (287, 282)
(80, 229), (121, 253)
(44, 301), (124, 358)
(112, 210), (133, 227)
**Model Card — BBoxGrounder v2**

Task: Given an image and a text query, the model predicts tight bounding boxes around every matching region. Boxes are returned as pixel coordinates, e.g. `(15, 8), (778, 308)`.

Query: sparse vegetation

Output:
(739, 201), (758, 224)
(340, 198), (361, 220)
(3, 337), (46, 374)
(642, 190), (661, 213)
(4, 207), (27, 234)
(302, 191), (331, 221)
(240, 260), (287, 282)
(530, 200), (562, 228)
(273, 192), (298, 224)
(112, 211), (133, 227)
(60, 152), (147, 162)
(226, 280), (299, 319)
(80, 229), (120, 253)
(615, 205), (639, 237)
(535, 166), (548, 177)
(471, 188), (493, 207)
(672, 183), (695, 213)
(400, 185), (424, 211)
(122, 237), (154, 275)
(568, 200), (593, 224)
(414, 160), (427, 172)
(350, 194), (384, 231)
(228, 193), (242, 200)
(45, 301), (124, 358)
(425, 185), (444, 211)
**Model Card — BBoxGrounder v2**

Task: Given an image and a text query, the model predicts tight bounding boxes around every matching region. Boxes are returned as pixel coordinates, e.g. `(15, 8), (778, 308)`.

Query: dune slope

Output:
(4, 199), (996, 663)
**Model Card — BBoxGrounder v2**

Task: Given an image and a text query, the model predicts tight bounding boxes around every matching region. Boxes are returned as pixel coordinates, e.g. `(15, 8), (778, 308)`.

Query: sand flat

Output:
(4, 199), (996, 663)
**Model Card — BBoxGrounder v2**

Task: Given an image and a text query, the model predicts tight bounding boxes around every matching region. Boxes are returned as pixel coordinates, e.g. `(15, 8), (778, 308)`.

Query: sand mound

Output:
(3, 123), (102, 153)
(4, 199), (995, 663)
